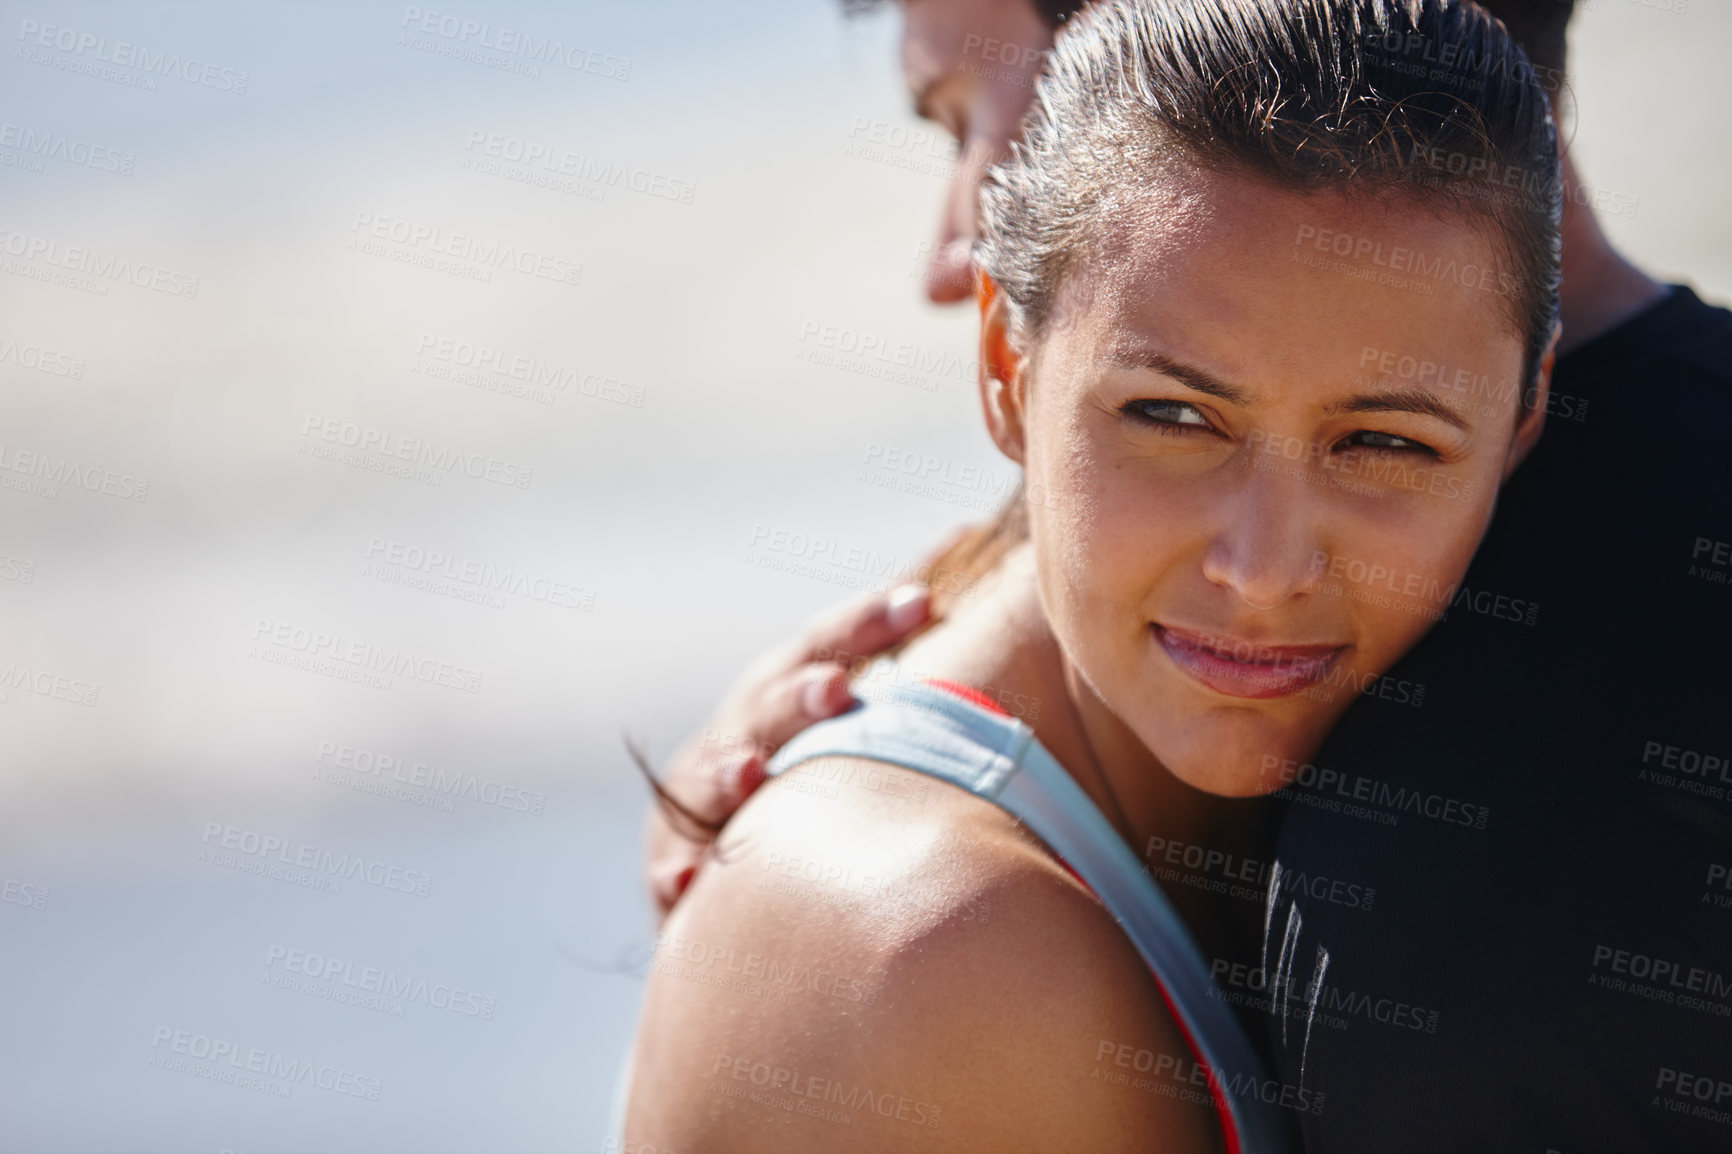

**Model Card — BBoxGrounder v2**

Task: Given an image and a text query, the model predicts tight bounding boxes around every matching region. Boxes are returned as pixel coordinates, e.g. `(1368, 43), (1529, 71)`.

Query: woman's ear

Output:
(1503, 321), (1560, 482)
(977, 275), (1029, 465)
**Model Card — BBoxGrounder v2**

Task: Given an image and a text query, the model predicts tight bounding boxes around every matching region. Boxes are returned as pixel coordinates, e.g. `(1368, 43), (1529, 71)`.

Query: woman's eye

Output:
(1123, 399), (1211, 431)
(1336, 430), (1436, 456)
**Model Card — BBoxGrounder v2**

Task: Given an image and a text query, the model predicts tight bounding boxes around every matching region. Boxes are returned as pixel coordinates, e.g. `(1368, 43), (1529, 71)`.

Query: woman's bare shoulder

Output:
(624, 758), (1222, 1154)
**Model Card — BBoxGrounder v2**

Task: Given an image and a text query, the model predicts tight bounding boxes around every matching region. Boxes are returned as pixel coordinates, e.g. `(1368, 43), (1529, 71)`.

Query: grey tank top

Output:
(766, 675), (1293, 1154)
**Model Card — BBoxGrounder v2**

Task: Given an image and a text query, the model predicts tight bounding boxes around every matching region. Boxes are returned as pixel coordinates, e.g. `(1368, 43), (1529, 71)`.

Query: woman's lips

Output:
(1153, 624), (1345, 700)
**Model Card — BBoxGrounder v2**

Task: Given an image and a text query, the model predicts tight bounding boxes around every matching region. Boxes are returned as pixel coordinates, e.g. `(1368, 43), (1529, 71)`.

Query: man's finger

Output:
(650, 858), (697, 917)
(721, 750), (769, 807)
(798, 584), (931, 665)
(742, 663), (855, 759)
(676, 746), (765, 822)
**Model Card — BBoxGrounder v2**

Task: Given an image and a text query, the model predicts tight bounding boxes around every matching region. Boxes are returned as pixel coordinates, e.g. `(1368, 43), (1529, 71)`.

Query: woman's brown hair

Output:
(928, 0), (1563, 618)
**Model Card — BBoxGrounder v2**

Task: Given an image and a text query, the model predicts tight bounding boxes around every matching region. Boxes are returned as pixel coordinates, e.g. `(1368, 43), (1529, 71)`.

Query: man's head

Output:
(872, 0), (1577, 304)
(894, 0), (1062, 301)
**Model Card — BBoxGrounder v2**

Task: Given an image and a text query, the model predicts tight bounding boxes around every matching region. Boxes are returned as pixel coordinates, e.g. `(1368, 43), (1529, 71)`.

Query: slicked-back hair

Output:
(1044, 0), (1572, 68)
(1477, 0), (1572, 73)
(842, 1), (1573, 72)
(842, 0), (1089, 22)
(977, 0), (1563, 392)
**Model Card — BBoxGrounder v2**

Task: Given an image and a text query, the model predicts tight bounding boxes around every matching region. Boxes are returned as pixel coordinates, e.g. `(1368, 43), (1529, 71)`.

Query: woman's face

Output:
(987, 169), (1550, 797)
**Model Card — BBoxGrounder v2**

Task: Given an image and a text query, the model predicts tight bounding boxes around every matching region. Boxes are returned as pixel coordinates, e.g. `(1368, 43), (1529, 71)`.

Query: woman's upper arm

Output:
(854, 862), (1226, 1153)
(622, 763), (1222, 1153)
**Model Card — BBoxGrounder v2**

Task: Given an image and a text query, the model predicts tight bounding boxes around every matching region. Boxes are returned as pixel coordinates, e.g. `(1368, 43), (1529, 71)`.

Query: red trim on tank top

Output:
(918, 678), (1010, 717)
(922, 674), (1242, 1151)
(1051, 853), (1243, 1152)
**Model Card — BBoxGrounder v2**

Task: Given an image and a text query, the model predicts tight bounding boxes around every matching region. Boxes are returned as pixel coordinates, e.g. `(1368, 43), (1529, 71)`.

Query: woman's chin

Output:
(1167, 758), (1283, 798)
(1144, 713), (1331, 798)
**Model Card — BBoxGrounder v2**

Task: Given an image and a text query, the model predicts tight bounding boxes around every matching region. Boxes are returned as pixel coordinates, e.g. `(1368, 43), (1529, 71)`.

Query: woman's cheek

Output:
(1331, 525), (1482, 672)
(1027, 446), (1127, 658)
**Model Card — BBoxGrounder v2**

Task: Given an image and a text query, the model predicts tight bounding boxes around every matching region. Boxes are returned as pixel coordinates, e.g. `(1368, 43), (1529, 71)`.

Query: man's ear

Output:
(1504, 321), (1560, 481)
(977, 275), (1028, 465)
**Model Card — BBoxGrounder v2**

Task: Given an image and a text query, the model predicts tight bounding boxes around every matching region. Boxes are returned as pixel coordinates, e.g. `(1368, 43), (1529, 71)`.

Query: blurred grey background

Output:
(0, 1), (1725, 1151)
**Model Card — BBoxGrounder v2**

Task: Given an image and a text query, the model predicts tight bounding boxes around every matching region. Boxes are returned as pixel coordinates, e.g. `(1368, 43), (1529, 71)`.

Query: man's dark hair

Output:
(1476, 0), (1572, 74)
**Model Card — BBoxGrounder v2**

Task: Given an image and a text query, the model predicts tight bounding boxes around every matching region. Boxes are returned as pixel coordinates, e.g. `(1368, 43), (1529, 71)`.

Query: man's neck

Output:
(1556, 150), (1669, 354)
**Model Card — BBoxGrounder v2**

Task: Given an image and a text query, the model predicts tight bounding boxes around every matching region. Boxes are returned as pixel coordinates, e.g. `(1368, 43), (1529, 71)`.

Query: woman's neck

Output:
(897, 540), (1235, 859)
(1054, 656), (1236, 866)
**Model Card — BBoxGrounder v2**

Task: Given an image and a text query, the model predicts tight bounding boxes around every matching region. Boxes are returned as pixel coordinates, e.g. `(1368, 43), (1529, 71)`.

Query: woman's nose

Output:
(1201, 459), (1328, 610)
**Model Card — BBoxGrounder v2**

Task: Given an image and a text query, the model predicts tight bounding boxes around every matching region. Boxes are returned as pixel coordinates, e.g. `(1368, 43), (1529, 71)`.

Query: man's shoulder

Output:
(1586, 284), (1732, 398)
(1655, 285), (1732, 379)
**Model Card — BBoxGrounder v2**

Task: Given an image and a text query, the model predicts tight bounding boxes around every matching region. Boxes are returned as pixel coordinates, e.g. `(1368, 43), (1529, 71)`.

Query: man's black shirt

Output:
(1259, 286), (1732, 1151)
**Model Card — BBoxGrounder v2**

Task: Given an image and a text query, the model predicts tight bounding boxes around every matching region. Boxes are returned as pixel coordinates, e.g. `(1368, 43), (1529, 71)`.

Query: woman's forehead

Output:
(1051, 176), (1519, 367)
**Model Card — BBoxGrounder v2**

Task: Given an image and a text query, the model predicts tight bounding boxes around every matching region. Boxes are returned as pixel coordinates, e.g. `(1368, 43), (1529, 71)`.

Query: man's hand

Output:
(642, 583), (932, 919)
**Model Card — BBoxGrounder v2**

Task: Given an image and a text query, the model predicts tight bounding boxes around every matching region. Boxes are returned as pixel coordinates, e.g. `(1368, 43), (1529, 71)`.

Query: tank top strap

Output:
(766, 675), (1292, 1154)
(769, 676), (1033, 798)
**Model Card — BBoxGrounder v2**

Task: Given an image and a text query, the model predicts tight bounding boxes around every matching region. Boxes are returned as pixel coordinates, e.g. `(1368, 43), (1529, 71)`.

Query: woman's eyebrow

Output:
(1329, 388), (1471, 432)
(1109, 350), (1251, 405)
